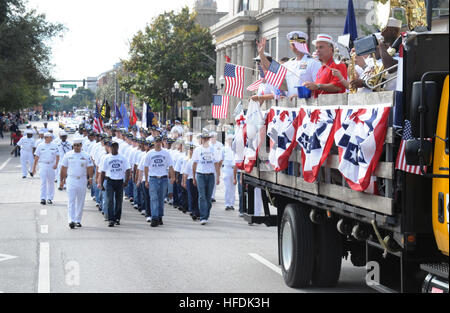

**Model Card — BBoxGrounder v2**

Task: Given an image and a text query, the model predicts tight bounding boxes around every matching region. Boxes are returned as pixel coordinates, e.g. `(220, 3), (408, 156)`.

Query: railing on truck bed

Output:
(244, 91), (397, 221)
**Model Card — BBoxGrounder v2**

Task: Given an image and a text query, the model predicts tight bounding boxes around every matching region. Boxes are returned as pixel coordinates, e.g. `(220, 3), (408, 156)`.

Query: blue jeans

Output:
(126, 180), (133, 198)
(140, 183), (151, 217)
(133, 182), (140, 207)
(149, 177), (168, 219)
(177, 174), (187, 210)
(173, 178), (179, 206)
(105, 178), (124, 222)
(237, 172), (244, 214)
(196, 173), (215, 221)
(187, 179), (199, 217)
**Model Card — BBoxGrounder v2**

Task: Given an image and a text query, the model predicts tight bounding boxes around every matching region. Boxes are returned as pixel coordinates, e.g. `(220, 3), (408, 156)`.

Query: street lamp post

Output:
(174, 81), (180, 122)
(182, 81), (188, 126)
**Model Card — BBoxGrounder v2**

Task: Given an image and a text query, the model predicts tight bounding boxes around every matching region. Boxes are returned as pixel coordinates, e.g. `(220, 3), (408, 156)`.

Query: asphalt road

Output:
(0, 121), (374, 293)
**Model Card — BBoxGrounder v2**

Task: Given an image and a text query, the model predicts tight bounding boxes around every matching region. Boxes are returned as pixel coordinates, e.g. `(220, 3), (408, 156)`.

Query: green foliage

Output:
(0, 0), (64, 111)
(121, 7), (215, 119)
(42, 87), (96, 113)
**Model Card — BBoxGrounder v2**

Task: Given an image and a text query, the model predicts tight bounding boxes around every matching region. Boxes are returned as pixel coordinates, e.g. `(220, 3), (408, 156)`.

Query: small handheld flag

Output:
(212, 95), (229, 119)
(265, 61), (288, 89)
(224, 63), (245, 99)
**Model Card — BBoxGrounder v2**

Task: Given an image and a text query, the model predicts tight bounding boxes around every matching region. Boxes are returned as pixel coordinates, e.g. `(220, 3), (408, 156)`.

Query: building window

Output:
(238, 0), (250, 13)
(270, 37), (276, 59)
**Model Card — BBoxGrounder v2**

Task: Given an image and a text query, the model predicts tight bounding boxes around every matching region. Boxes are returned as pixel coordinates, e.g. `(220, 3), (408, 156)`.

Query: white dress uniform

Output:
(57, 139), (72, 187)
(34, 140), (59, 201)
(222, 146), (236, 208)
(61, 150), (93, 224)
(283, 54), (322, 97)
(16, 132), (35, 177)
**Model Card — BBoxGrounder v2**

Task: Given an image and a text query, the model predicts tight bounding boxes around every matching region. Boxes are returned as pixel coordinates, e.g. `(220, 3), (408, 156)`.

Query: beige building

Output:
(209, 0), (371, 123)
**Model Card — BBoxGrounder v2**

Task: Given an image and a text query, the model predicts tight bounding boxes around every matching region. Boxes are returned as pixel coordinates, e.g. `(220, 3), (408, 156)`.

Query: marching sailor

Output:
(222, 135), (237, 211)
(57, 131), (72, 190)
(32, 133), (59, 205)
(12, 129), (35, 178)
(60, 137), (94, 229)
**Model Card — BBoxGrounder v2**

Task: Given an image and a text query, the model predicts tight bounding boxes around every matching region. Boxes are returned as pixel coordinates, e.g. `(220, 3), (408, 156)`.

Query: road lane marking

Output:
(40, 209), (47, 216)
(38, 242), (50, 293)
(40, 225), (48, 234)
(0, 253), (18, 263)
(0, 158), (12, 171)
(248, 253), (282, 276)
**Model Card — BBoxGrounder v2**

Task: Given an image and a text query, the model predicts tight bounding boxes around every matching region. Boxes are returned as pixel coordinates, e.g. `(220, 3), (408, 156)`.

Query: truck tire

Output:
(312, 219), (343, 287)
(280, 203), (315, 288)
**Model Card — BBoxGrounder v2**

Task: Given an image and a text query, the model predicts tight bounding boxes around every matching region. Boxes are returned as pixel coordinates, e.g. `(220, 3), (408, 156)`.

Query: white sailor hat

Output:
(60, 131), (68, 136)
(72, 137), (83, 144)
(25, 129), (34, 135)
(386, 17), (402, 28)
(38, 129), (45, 135)
(312, 34), (335, 47)
(44, 132), (52, 137)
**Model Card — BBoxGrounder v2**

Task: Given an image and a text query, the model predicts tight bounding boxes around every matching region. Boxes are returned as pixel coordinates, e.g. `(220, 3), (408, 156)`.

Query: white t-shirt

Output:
(144, 149), (173, 178)
(175, 155), (187, 173)
(61, 151), (93, 180)
(34, 138), (44, 149)
(101, 154), (130, 180)
(35, 143), (59, 164)
(97, 152), (108, 174)
(182, 158), (194, 180)
(192, 145), (218, 174)
(17, 137), (35, 154)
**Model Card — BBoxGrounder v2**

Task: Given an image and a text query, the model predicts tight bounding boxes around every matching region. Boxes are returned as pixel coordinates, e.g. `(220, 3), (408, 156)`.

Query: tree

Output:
(0, 0), (64, 111)
(121, 7), (215, 121)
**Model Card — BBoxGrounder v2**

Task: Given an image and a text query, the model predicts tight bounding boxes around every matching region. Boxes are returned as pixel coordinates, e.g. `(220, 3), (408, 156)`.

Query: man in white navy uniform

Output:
(12, 129), (35, 178)
(57, 131), (72, 190)
(258, 31), (321, 100)
(32, 132), (59, 205)
(60, 137), (94, 229)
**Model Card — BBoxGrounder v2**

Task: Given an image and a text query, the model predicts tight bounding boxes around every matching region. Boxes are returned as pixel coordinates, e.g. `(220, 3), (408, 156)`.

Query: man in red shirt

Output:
(12, 130), (23, 157)
(303, 34), (347, 98)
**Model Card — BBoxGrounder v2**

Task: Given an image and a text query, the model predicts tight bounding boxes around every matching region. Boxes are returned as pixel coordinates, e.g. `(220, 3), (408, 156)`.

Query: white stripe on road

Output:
(0, 158), (11, 171)
(249, 253), (282, 276)
(38, 242), (50, 293)
(40, 225), (48, 234)
(40, 209), (47, 216)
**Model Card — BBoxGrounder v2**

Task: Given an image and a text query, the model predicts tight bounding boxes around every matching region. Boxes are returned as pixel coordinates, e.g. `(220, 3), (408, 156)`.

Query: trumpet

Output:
(348, 51), (358, 94)
(364, 63), (398, 90)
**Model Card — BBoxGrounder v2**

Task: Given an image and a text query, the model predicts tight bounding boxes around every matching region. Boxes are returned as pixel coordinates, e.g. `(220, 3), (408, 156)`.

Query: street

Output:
(0, 122), (373, 293)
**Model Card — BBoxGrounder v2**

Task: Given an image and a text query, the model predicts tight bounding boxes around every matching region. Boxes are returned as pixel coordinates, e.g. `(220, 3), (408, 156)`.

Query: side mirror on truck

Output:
(405, 139), (433, 166)
(410, 81), (438, 139)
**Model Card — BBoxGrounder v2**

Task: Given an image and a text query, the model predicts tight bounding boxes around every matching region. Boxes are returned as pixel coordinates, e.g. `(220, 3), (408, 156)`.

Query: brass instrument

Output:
(348, 51), (358, 94)
(374, 0), (428, 31)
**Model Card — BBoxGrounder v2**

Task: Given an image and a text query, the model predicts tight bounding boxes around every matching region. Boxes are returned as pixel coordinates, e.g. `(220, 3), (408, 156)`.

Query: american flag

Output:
(224, 63), (244, 99)
(395, 120), (431, 175)
(265, 60), (287, 89)
(247, 79), (263, 92)
(93, 102), (104, 134)
(212, 95), (229, 119)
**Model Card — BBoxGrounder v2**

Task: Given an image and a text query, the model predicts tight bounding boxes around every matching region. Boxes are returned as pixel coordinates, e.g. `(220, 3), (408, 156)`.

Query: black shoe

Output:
(115, 221), (120, 226)
(76, 223), (82, 228)
(69, 222), (75, 229)
(58, 187), (63, 191)
(40, 200), (46, 205)
(150, 219), (159, 227)
(191, 215), (198, 221)
(29, 172), (33, 177)
(230, 206), (235, 210)
(47, 200), (53, 204)
(225, 206), (230, 211)
(212, 199), (216, 203)
(159, 218), (163, 226)
(108, 222), (115, 227)
(22, 176), (26, 179)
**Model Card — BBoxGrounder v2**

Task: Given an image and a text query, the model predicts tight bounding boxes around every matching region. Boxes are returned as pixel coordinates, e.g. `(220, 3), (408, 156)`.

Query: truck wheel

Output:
(312, 219), (343, 287)
(280, 203), (315, 288)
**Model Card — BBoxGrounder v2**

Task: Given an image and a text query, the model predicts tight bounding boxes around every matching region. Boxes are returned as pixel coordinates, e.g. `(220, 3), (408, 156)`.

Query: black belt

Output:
(106, 177), (123, 182)
(150, 176), (167, 179)
(197, 173), (214, 176)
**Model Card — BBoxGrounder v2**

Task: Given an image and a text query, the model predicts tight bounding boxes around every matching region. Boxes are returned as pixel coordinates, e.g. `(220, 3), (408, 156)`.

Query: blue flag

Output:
(120, 102), (129, 130)
(344, 0), (358, 42)
(146, 103), (156, 128)
(114, 102), (122, 127)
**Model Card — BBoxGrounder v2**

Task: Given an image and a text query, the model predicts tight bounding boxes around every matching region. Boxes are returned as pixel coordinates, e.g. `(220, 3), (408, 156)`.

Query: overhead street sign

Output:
(60, 84), (77, 89)
(58, 91), (69, 94)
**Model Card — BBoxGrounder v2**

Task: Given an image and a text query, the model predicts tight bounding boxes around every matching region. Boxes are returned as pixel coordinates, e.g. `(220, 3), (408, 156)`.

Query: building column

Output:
(242, 40), (255, 100)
